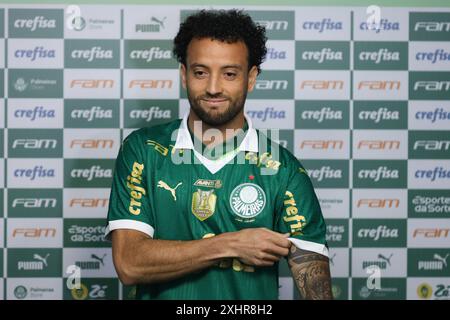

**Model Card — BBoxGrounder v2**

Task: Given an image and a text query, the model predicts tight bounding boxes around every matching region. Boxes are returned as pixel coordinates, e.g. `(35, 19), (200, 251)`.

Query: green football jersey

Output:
(106, 113), (328, 300)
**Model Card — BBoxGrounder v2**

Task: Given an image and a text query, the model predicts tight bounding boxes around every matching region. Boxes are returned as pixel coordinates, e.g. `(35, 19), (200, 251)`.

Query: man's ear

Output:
(247, 65), (258, 92)
(180, 63), (187, 89)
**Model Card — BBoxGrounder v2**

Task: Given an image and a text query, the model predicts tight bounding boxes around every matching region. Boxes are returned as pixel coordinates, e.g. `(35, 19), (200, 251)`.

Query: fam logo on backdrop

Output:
(8, 129), (63, 158)
(408, 219), (450, 248)
(64, 188), (110, 218)
(248, 71), (294, 100)
(410, 72), (450, 100)
(354, 72), (408, 101)
(65, 69), (120, 99)
(295, 130), (349, 159)
(126, 69), (179, 99)
(410, 12), (450, 41)
(409, 131), (450, 159)
(295, 71), (349, 100)
(64, 129), (120, 159)
(7, 218), (63, 248)
(353, 189), (407, 219)
(249, 10), (294, 40)
(8, 189), (62, 218)
(353, 130), (407, 159)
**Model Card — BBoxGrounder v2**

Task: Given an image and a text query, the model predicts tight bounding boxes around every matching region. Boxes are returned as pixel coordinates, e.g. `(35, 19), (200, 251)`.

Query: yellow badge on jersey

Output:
(191, 189), (217, 221)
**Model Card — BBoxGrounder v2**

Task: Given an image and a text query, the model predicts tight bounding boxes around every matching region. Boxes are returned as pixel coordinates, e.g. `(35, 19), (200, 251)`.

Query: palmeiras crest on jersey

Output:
(229, 183), (266, 220)
(191, 188), (217, 221)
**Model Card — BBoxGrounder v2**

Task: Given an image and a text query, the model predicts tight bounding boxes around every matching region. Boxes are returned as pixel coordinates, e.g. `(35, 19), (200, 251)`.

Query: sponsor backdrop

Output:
(0, 1), (449, 300)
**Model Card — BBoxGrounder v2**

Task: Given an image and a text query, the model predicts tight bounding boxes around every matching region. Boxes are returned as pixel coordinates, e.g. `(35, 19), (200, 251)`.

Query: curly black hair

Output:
(173, 9), (267, 74)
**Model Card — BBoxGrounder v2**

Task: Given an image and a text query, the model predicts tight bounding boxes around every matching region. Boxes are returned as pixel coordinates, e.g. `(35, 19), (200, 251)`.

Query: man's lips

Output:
(201, 98), (228, 106)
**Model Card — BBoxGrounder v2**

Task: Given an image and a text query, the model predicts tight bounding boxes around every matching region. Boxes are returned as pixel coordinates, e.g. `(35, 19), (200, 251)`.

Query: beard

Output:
(187, 89), (247, 127)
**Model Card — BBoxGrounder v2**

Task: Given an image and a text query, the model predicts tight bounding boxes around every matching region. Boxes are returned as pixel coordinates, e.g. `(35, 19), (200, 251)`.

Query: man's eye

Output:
(225, 72), (236, 79)
(194, 71), (206, 77)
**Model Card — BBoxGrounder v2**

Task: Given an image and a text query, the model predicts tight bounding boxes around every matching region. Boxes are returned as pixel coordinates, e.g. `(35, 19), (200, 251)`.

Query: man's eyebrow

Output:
(189, 63), (208, 69)
(221, 64), (243, 70)
(189, 63), (243, 70)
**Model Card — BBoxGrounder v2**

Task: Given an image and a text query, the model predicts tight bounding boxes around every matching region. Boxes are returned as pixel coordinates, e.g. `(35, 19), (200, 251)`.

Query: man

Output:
(106, 9), (332, 300)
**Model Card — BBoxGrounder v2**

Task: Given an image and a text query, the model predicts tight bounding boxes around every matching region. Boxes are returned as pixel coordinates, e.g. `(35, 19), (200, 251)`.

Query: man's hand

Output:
(224, 228), (291, 267)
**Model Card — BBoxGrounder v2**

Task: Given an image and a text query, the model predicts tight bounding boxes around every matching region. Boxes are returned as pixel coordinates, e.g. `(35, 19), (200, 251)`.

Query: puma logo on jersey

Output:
(158, 180), (182, 201)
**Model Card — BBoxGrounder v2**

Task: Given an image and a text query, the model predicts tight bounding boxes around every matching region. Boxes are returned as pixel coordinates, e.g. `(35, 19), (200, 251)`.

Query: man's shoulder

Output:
(255, 129), (302, 170)
(124, 119), (182, 148)
(256, 132), (313, 189)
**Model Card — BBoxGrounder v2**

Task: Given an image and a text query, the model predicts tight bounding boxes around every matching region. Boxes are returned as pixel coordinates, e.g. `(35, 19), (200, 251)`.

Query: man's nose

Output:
(206, 73), (222, 96)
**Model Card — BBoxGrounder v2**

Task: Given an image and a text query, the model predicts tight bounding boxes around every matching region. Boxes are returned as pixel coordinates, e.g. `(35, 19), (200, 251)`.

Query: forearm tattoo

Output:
(287, 245), (333, 300)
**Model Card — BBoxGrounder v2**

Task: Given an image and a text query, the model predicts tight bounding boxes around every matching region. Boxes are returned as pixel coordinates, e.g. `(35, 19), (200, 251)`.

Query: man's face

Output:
(180, 37), (258, 126)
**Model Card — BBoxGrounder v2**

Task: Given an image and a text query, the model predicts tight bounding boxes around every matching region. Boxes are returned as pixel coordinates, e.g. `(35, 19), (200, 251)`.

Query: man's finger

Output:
(270, 235), (292, 248)
(265, 244), (290, 257)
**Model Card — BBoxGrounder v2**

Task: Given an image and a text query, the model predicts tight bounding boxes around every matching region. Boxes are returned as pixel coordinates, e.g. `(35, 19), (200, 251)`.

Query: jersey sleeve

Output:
(105, 130), (154, 240)
(275, 158), (328, 257)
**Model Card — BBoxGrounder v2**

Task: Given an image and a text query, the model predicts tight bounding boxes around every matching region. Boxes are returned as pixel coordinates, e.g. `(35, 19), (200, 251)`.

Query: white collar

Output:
(173, 111), (259, 174)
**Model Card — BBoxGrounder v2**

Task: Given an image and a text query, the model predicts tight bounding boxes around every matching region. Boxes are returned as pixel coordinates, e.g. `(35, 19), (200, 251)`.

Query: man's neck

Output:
(187, 110), (246, 148)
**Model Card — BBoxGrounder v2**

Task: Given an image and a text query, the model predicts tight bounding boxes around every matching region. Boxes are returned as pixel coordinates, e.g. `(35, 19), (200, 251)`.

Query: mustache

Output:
(198, 94), (230, 100)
